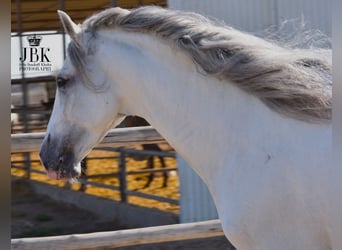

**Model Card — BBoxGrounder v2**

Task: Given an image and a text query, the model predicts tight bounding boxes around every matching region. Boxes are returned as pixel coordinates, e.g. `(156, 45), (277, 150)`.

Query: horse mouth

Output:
(46, 164), (81, 180)
(39, 138), (82, 180)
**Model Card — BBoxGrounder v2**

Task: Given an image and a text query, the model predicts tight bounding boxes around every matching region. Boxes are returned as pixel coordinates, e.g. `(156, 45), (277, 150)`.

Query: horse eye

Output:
(56, 77), (68, 89)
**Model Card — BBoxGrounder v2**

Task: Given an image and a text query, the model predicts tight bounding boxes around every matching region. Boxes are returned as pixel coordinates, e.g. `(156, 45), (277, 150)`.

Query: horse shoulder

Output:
(211, 122), (332, 250)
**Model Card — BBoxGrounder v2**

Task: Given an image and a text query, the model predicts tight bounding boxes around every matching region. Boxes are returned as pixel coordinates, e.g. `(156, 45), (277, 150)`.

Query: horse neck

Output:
(98, 30), (331, 186)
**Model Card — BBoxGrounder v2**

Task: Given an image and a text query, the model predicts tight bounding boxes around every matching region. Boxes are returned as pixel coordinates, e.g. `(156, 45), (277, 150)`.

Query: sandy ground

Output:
(12, 178), (234, 250)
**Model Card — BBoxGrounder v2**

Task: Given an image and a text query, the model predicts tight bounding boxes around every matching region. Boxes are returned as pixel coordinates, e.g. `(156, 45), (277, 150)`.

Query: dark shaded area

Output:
(113, 236), (233, 250)
(12, 178), (234, 249)
(11, 178), (128, 238)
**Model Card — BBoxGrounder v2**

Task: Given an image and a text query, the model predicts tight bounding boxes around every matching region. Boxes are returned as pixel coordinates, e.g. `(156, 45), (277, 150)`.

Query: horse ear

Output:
(57, 10), (81, 42)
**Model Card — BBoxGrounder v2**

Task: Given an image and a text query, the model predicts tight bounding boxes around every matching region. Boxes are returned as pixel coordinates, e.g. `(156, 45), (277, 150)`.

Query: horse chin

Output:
(46, 162), (81, 180)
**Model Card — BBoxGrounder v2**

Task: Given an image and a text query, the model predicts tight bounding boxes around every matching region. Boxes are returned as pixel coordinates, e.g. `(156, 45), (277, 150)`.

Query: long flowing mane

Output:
(69, 6), (332, 123)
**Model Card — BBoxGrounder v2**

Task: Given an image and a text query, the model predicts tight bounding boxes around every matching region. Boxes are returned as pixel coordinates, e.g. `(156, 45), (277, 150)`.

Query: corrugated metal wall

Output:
(170, 0), (331, 223)
(276, 0), (331, 35)
(178, 156), (218, 223)
(169, 0), (277, 32)
(169, 0), (331, 34)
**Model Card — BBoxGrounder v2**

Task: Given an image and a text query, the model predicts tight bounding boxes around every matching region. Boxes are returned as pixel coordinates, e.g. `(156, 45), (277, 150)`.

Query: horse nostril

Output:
(47, 133), (51, 144)
(59, 156), (64, 163)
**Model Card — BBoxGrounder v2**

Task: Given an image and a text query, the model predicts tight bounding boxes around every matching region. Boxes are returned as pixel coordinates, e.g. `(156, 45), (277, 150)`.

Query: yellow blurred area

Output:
(11, 149), (179, 214)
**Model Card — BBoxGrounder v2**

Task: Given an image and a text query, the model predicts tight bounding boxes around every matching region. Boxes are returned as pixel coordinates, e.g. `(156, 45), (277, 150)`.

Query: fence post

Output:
(118, 148), (127, 202)
(24, 152), (31, 179)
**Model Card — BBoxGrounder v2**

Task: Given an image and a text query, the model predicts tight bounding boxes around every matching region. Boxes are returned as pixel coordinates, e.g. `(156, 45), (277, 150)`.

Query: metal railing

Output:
(11, 127), (179, 206)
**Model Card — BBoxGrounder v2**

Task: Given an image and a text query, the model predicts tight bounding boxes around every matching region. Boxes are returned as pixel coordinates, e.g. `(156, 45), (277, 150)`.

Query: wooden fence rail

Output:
(11, 126), (165, 153)
(11, 220), (224, 250)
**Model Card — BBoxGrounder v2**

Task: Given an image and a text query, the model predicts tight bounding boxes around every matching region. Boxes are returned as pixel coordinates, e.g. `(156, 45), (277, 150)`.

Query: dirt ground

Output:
(12, 178), (233, 250)
(11, 178), (128, 238)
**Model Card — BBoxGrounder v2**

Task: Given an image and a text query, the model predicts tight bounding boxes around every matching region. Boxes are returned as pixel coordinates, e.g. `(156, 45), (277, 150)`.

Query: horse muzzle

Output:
(39, 134), (81, 180)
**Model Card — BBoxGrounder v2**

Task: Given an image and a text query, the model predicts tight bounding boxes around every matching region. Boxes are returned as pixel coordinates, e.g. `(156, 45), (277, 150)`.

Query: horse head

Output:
(39, 11), (125, 180)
